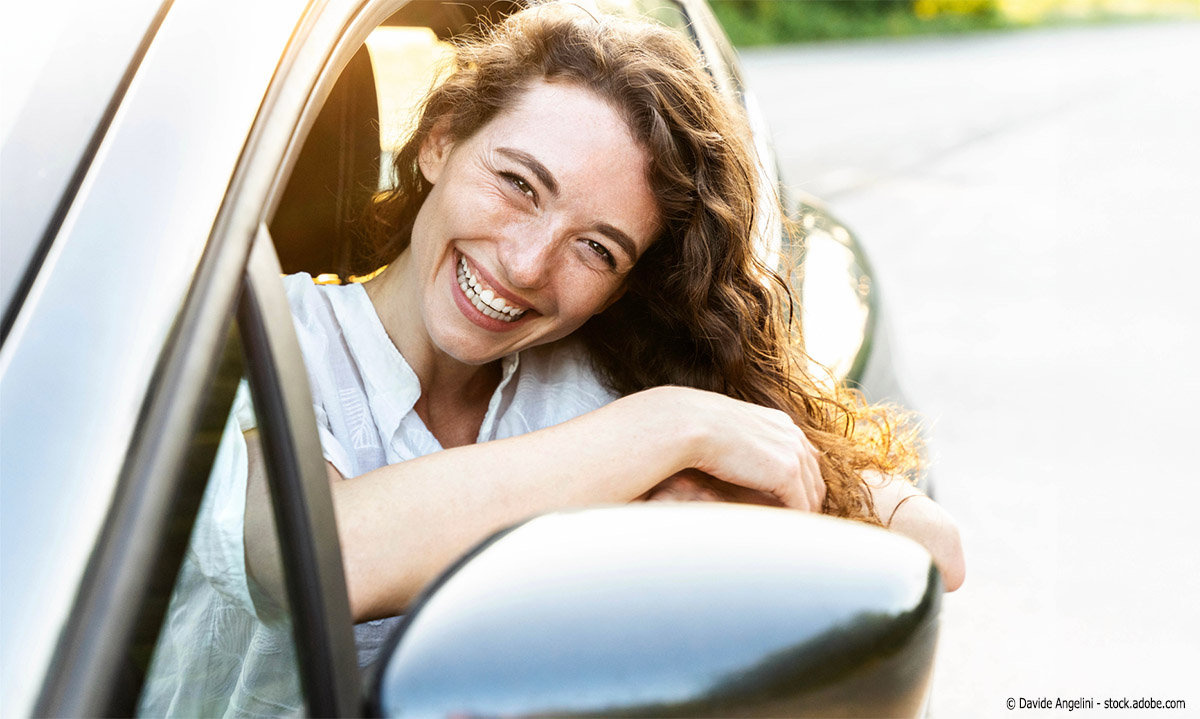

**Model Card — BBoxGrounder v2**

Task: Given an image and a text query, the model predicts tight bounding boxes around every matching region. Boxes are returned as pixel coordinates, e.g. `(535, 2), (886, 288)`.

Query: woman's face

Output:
(406, 80), (661, 365)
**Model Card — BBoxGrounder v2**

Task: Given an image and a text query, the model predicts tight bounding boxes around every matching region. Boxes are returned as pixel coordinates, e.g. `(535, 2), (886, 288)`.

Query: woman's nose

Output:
(497, 225), (556, 290)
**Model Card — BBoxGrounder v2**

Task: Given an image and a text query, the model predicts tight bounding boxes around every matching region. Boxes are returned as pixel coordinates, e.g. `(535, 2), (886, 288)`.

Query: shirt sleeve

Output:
(313, 402), (354, 478)
(186, 381), (258, 618)
(497, 338), (621, 438)
(283, 273), (356, 478)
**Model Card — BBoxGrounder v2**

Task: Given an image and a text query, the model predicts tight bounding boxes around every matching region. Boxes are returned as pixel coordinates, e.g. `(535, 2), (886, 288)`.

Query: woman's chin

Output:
(429, 328), (520, 367)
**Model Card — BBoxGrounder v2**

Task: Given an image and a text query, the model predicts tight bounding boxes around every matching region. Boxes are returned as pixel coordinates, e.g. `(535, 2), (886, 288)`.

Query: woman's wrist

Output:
(614, 386), (710, 477)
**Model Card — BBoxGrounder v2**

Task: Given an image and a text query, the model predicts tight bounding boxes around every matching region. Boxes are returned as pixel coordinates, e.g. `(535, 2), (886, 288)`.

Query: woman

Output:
(325, 4), (963, 618)
(143, 4), (963, 715)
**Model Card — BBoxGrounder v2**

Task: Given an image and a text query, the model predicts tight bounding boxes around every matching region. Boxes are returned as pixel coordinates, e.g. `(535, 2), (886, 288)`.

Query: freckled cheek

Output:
(424, 194), (518, 257)
(551, 271), (623, 320)
(463, 191), (526, 235)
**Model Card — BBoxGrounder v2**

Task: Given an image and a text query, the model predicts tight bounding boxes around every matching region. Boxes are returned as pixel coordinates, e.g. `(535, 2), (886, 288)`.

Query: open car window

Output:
(269, 2), (503, 284)
(134, 327), (306, 717)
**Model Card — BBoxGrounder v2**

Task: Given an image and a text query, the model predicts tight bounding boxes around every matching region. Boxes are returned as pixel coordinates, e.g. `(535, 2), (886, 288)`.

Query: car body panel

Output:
(0, 0), (168, 323)
(0, 0), (934, 715)
(787, 191), (878, 385)
(0, 0), (307, 713)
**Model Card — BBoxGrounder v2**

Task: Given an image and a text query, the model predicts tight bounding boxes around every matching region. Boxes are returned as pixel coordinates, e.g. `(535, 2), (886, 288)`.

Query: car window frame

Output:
(25, 0), (434, 711)
(145, 0), (452, 711)
(239, 227), (362, 714)
(34, 226), (362, 717)
(184, 0), (444, 710)
(31, 259), (249, 717)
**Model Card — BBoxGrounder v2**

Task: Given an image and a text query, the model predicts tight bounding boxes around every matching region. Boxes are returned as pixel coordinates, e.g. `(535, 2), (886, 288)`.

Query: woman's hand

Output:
(641, 470), (721, 502)
(627, 386), (826, 512)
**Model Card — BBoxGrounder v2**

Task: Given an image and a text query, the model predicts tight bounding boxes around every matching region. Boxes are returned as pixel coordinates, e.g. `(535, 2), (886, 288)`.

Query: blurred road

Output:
(741, 22), (1200, 717)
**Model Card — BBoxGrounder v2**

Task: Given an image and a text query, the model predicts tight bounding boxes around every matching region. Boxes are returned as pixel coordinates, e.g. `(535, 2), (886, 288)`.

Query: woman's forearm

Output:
(865, 474), (965, 591)
(332, 389), (700, 621)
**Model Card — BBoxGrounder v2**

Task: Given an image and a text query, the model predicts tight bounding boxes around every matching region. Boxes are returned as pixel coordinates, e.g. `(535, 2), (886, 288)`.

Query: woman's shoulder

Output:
(281, 273), (370, 344)
(280, 273), (379, 385)
(516, 337), (620, 403)
(494, 338), (618, 435)
(520, 336), (600, 375)
(283, 272), (345, 321)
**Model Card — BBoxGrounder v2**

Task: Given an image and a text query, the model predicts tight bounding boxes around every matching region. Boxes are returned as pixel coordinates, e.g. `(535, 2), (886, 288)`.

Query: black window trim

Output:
(241, 228), (362, 714)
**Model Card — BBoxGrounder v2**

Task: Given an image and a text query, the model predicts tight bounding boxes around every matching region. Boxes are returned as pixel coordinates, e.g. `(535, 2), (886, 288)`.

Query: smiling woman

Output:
(366, 80), (659, 370)
(340, 1), (961, 604)
(140, 3), (962, 715)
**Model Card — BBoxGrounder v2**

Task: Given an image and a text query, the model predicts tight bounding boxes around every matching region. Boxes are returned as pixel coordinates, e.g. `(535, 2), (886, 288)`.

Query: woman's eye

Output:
(585, 239), (617, 269)
(501, 172), (535, 200)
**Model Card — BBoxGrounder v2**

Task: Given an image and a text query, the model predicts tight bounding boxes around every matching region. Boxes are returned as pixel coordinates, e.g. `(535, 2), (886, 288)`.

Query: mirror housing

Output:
(374, 504), (940, 718)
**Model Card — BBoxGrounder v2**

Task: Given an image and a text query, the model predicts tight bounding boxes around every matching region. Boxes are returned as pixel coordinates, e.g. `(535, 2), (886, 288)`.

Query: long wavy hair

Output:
(366, 3), (921, 523)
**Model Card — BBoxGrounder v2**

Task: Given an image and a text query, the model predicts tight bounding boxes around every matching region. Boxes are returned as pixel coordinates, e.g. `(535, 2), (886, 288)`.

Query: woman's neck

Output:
(363, 254), (503, 446)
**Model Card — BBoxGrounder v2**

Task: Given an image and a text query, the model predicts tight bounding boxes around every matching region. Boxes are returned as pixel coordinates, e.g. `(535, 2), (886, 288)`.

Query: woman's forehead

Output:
(469, 81), (661, 252)
(484, 81), (637, 153)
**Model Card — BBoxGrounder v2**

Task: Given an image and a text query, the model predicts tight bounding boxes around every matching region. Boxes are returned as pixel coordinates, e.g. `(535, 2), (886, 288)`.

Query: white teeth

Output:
(456, 255), (527, 322)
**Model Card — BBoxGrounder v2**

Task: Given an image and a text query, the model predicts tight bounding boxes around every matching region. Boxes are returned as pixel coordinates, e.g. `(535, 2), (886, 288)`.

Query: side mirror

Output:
(373, 504), (940, 718)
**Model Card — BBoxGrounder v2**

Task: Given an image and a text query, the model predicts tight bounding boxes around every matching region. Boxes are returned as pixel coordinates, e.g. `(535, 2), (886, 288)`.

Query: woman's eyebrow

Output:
(496, 147), (559, 197)
(496, 147), (637, 260)
(594, 223), (637, 261)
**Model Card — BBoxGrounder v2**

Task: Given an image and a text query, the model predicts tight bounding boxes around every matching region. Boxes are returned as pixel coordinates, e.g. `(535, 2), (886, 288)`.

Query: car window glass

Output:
(132, 323), (306, 717)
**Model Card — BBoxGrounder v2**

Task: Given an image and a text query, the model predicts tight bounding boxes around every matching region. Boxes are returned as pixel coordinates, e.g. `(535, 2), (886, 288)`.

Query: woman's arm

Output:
(327, 386), (826, 621)
(330, 393), (682, 621)
(644, 471), (965, 592)
(864, 473), (965, 591)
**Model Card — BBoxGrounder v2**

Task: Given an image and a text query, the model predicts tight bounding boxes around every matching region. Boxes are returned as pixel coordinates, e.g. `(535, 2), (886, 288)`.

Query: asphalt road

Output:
(740, 22), (1200, 717)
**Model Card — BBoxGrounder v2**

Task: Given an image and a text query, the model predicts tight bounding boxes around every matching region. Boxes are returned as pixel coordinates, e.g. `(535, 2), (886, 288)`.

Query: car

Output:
(0, 0), (938, 716)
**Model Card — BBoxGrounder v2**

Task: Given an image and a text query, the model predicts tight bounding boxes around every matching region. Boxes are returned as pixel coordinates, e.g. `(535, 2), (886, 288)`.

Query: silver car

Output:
(1, 0), (938, 716)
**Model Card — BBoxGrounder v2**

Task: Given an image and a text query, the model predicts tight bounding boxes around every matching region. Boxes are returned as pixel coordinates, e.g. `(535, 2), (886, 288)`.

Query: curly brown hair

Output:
(366, 3), (921, 523)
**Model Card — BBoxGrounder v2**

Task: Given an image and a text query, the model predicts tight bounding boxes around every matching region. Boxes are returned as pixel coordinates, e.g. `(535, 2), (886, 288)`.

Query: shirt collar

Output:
(326, 281), (522, 447)
(324, 282), (420, 444)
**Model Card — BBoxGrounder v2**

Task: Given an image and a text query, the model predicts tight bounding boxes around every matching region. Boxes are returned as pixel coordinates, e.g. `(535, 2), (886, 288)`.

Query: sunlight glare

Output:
(363, 26), (453, 189)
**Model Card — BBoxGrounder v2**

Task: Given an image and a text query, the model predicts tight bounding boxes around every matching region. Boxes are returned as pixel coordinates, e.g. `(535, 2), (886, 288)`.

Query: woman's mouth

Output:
(456, 255), (529, 322)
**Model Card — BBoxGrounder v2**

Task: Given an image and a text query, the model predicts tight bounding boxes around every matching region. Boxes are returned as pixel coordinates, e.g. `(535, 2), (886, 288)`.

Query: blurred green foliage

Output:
(710, 0), (1200, 45)
(710, 0), (1006, 45)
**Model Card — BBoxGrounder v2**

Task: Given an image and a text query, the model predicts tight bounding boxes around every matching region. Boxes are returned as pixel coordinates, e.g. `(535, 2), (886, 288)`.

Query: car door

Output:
(0, 0), (441, 714)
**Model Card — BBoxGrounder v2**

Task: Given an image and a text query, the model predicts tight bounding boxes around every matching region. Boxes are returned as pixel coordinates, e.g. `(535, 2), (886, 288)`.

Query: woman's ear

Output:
(418, 120), (454, 184)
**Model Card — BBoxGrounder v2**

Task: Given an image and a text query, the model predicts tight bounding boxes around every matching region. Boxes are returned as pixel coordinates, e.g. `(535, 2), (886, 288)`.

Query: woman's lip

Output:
(451, 263), (530, 332)
(457, 251), (532, 310)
